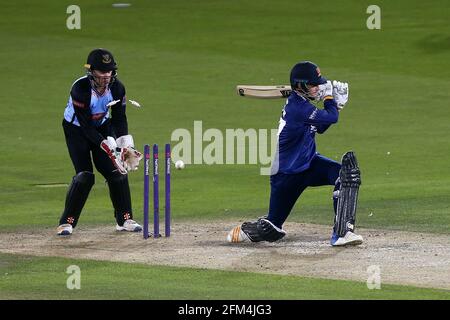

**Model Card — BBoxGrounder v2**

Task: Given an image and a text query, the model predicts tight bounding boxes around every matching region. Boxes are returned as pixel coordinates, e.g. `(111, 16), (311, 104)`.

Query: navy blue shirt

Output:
(271, 92), (339, 174)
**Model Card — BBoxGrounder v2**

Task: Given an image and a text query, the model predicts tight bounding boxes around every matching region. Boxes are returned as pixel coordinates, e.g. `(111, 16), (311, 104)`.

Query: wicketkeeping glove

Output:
(100, 136), (128, 175)
(317, 81), (333, 101)
(123, 148), (143, 171)
(332, 80), (349, 108)
(116, 135), (143, 172)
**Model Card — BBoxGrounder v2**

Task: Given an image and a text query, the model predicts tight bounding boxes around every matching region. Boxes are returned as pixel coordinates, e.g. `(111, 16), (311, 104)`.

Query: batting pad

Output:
(335, 151), (361, 237)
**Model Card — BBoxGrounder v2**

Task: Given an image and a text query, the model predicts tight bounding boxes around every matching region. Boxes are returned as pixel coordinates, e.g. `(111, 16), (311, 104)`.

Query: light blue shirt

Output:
(64, 77), (113, 127)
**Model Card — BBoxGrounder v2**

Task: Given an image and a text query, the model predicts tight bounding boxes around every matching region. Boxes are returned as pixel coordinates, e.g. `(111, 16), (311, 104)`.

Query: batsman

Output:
(228, 61), (363, 246)
(57, 48), (143, 236)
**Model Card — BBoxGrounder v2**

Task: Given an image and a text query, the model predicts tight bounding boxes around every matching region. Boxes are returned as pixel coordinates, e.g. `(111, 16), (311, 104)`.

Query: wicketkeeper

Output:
(227, 61), (363, 246)
(57, 48), (143, 235)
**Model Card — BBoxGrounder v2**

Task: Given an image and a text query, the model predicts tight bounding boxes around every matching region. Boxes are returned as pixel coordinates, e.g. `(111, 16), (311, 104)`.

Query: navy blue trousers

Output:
(267, 154), (341, 228)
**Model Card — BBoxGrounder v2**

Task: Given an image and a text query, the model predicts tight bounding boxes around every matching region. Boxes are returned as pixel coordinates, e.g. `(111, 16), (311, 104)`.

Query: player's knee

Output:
(341, 168), (361, 186)
(74, 171), (95, 186)
(340, 151), (362, 186)
(107, 172), (128, 184)
(106, 173), (130, 195)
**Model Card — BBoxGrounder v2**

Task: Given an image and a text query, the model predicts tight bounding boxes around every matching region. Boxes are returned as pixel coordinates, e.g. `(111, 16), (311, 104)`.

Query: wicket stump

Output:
(143, 143), (171, 239)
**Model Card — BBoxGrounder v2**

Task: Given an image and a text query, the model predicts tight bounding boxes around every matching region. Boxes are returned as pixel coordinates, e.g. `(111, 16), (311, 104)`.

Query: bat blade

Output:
(236, 85), (292, 99)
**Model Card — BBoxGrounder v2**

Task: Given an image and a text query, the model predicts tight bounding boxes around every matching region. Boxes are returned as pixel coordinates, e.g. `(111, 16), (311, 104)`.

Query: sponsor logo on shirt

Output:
(72, 99), (85, 108)
(91, 112), (106, 120)
(309, 109), (318, 120)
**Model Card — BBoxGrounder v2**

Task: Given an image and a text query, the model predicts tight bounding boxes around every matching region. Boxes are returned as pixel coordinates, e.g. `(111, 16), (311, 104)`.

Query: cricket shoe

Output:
(57, 224), (73, 236)
(330, 231), (363, 246)
(116, 219), (143, 232)
(227, 225), (251, 243)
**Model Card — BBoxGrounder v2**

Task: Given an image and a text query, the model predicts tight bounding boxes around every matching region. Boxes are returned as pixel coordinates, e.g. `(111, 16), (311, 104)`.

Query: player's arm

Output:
(304, 99), (339, 127)
(73, 96), (128, 173)
(294, 81), (338, 128)
(315, 80), (349, 133)
(110, 81), (142, 172)
(314, 80), (339, 128)
(71, 85), (104, 146)
(71, 82), (128, 174)
(315, 98), (340, 133)
(110, 80), (128, 137)
(316, 124), (331, 134)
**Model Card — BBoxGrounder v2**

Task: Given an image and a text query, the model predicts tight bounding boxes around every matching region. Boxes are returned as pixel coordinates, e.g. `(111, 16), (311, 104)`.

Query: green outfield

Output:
(0, 0), (449, 300)
(1, 253), (449, 300)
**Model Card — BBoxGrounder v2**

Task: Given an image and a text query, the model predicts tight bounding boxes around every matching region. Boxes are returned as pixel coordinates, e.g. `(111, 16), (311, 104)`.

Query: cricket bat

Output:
(236, 85), (292, 99)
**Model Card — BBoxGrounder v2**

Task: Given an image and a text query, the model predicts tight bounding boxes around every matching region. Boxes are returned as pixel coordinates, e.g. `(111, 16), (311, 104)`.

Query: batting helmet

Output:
(290, 61), (327, 90)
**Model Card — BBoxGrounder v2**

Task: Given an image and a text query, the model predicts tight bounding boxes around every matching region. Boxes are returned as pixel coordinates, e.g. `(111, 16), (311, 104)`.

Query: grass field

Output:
(0, 0), (449, 300)
(1, 253), (449, 300)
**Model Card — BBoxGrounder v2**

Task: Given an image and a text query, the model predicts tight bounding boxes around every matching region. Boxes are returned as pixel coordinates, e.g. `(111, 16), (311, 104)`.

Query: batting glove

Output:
(100, 136), (128, 175)
(317, 81), (333, 101)
(332, 80), (349, 109)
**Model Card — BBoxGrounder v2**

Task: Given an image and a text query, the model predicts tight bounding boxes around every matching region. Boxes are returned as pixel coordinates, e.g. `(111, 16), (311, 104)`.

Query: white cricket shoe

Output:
(116, 219), (143, 232)
(330, 231), (363, 246)
(227, 225), (251, 243)
(57, 224), (73, 236)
